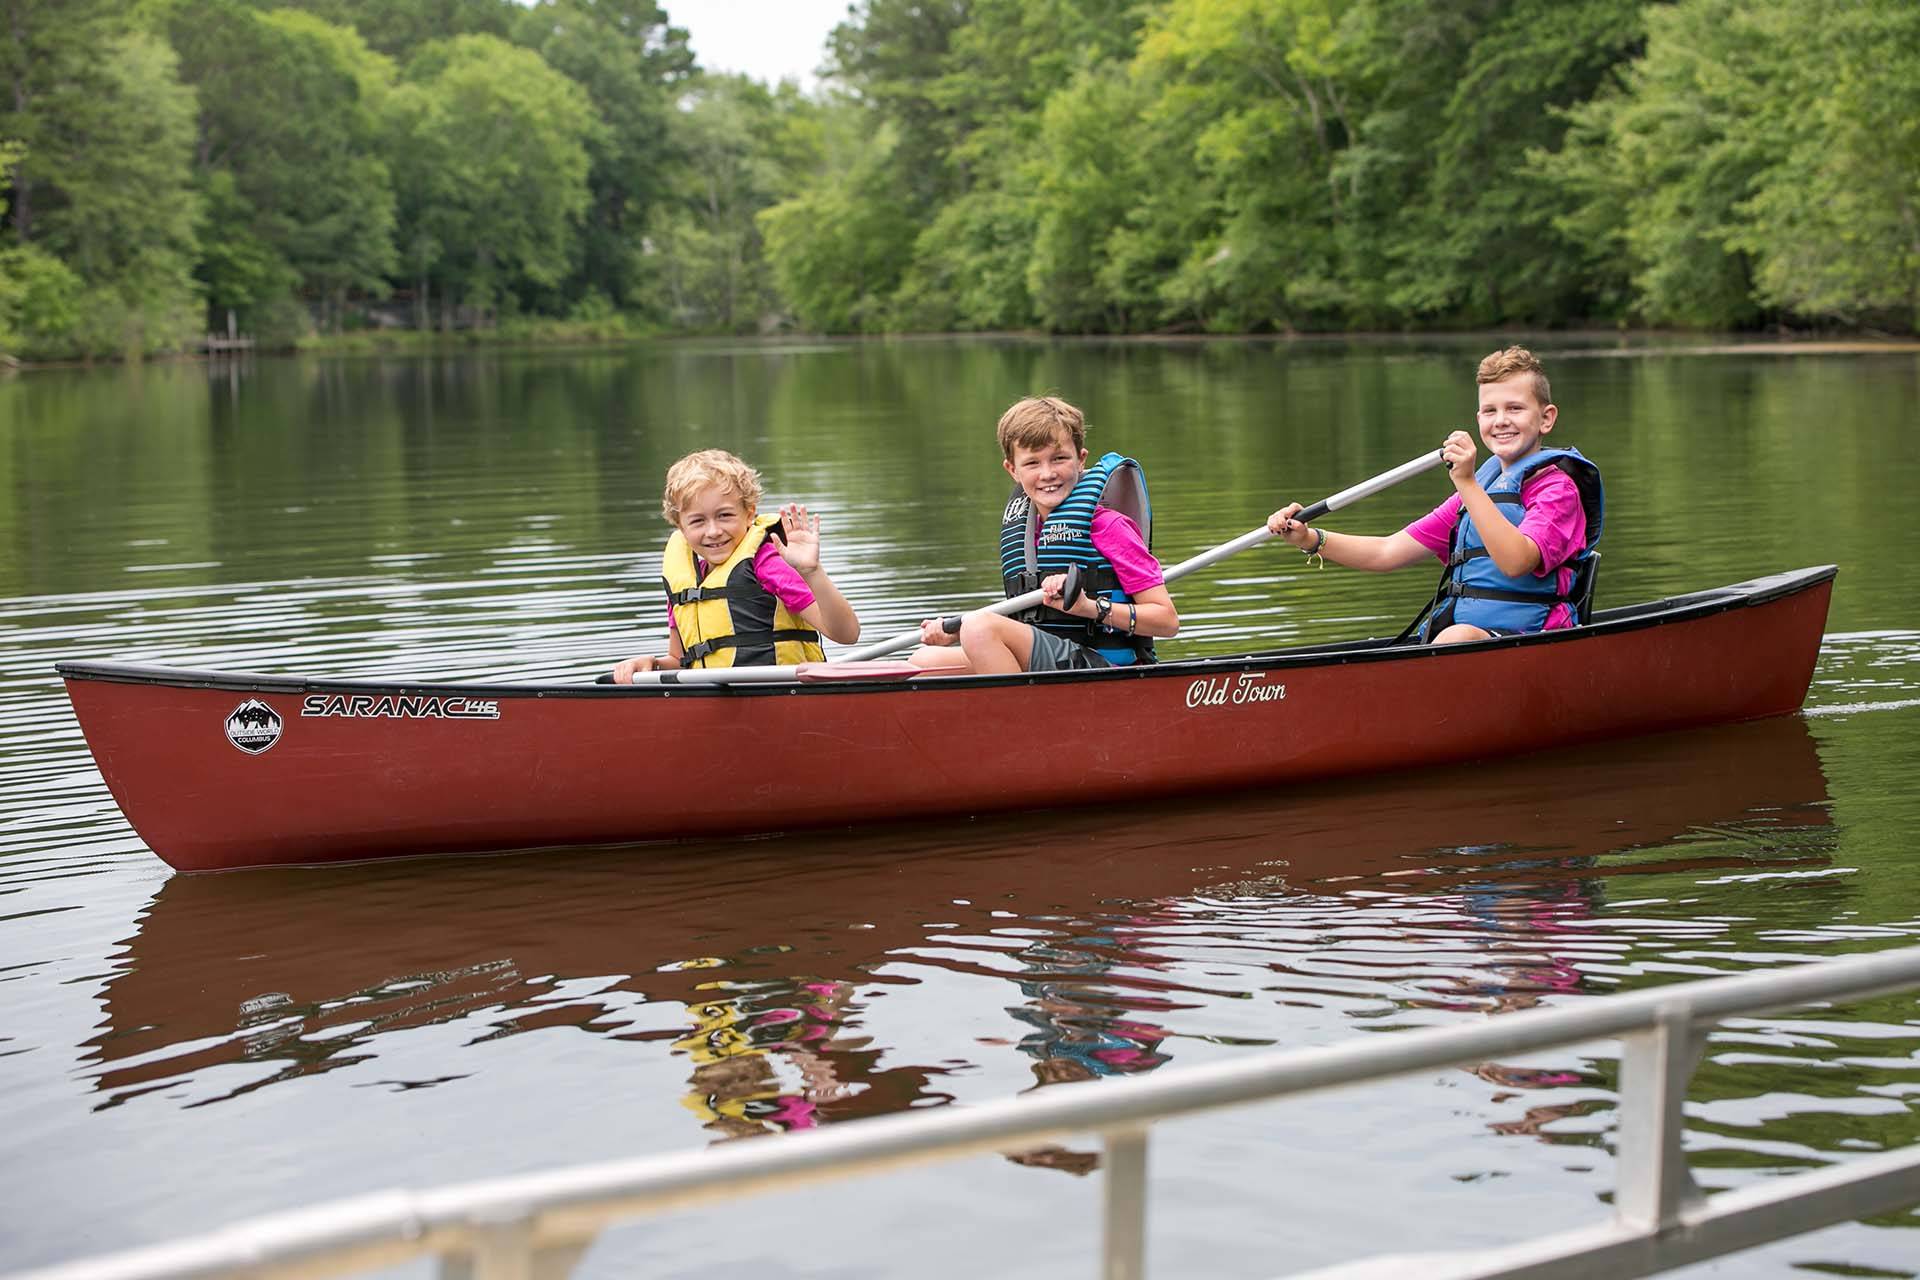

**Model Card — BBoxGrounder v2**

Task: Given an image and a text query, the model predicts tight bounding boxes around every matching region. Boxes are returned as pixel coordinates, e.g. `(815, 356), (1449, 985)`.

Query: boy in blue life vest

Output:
(913, 396), (1179, 675)
(611, 450), (862, 680)
(1267, 346), (1603, 643)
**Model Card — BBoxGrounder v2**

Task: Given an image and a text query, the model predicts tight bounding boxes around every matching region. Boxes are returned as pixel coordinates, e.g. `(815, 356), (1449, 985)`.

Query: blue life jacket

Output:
(999, 451), (1155, 665)
(1423, 447), (1605, 639)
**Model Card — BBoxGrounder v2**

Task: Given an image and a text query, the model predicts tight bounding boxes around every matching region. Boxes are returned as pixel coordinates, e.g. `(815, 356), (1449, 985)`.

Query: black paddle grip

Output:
(941, 614), (963, 634)
(1293, 499), (1332, 523)
(1060, 563), (1085, 611)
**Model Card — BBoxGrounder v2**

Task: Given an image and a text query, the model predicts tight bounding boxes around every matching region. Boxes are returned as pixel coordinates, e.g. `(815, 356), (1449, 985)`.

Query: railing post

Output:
(1103, 1128), (1151, 1280)
(438, 1218), (590, 1280)
(1614, 1000), (1708, 1233)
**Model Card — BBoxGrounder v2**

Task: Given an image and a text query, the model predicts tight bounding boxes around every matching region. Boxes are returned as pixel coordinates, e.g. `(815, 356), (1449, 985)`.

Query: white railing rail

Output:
(17, 947), (1920, 1280)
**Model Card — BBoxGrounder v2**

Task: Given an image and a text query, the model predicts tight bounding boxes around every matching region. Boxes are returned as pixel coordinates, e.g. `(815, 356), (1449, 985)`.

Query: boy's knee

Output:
(958, 612), (1012, 646)
(1430, 623), (1492, 646)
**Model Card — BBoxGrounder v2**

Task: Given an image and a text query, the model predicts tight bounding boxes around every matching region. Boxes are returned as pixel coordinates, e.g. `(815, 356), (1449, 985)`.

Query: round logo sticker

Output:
(224, 699), (283, 755)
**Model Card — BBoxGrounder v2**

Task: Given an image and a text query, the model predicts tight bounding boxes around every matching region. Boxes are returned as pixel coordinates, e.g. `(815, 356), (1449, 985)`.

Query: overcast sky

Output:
(668, 1), (853, 88)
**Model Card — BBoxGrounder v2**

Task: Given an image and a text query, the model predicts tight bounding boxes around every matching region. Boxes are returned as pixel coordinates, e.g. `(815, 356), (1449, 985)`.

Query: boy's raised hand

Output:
(1442, 430), (1478, 484)
(768, 502), (821, 573)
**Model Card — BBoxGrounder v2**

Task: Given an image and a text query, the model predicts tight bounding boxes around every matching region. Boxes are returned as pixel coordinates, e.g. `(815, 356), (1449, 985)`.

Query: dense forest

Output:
(2, 0), (1916, 360)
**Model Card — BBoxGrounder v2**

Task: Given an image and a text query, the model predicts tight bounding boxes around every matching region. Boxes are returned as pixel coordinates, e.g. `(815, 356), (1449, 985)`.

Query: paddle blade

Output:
(794, 660), (924, 683)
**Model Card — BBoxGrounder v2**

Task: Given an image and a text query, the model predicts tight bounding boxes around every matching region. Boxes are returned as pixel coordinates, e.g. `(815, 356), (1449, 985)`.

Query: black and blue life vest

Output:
(998, 451), (1156, 665)
(1421, 447), (1605, 639)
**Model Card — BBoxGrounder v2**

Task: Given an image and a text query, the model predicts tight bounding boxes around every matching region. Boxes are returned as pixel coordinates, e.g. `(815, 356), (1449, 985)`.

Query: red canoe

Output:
(59, 566), (1835, 873)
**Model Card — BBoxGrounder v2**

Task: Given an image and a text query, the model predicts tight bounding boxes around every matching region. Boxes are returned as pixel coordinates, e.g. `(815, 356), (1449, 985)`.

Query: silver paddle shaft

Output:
(1294, 447), (1446, 523)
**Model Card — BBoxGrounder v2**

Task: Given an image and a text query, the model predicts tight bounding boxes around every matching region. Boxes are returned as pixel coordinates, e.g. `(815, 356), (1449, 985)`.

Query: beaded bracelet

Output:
(1304, 527), (1327, 567)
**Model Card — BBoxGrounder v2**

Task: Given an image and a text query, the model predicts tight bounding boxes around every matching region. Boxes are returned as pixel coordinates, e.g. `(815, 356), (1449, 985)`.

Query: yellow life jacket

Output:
(662, 514), (824, 668)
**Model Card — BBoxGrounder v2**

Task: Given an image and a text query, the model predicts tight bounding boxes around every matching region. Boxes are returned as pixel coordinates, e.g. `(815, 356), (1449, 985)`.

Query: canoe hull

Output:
(60, 567), (1836, 872)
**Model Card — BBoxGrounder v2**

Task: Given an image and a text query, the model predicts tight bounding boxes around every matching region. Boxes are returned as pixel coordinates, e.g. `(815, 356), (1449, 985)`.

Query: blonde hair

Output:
(996, 396), (1086, 459)
(1476, 346), (1552, 407)
(661, 449), (763, 525)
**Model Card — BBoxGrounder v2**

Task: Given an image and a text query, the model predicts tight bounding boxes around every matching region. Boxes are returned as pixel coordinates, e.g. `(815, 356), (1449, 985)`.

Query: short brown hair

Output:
(1477, 346), (1551, 407)
(661, 449), (762, 525)
(996, 396), (1086, 459)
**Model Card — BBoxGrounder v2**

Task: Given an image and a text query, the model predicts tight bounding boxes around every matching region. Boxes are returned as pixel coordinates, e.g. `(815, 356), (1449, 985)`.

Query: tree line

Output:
(2, 0), (1915, 361)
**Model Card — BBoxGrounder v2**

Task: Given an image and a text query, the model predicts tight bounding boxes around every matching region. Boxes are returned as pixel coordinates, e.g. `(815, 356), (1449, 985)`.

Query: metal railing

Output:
(18, 947), (1920, 1280)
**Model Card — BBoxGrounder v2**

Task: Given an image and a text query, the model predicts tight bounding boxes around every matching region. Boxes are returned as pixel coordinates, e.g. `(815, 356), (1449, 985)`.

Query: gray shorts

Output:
(1025, 625), (1112, 672)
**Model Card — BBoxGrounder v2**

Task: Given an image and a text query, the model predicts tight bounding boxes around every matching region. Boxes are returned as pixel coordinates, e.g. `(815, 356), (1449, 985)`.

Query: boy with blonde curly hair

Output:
(612, 450), (861, 680)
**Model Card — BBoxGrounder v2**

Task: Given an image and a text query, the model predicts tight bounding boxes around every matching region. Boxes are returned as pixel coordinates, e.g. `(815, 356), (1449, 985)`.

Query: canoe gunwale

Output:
(54, 565), (1837, 699)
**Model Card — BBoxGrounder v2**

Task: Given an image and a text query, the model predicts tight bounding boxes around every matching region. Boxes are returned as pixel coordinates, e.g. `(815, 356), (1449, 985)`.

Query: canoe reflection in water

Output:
(89, 717), (1833, 1154)
(675, 975), (866, 1138)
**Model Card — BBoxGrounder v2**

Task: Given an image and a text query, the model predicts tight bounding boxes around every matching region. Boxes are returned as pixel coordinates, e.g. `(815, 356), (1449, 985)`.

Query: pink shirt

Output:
(1403, 466), (1587, 630)
(1088, 509), (1165, 593)
(667, 542), (815, 643)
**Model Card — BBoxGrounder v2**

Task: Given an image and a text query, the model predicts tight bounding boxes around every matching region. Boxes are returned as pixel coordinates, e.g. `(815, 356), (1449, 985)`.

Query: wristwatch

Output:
(1094, 595), (1114, 626)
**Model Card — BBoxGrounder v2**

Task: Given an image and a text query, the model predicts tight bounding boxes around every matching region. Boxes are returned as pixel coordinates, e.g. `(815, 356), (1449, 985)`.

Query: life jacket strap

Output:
(684, 628), (820, 665)
(682, 637), (727, 664)
(1445, 581), (1570, 605)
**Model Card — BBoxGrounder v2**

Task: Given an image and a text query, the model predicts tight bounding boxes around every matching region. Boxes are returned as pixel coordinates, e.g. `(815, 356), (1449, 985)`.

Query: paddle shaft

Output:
(624, 448), (1446, 685)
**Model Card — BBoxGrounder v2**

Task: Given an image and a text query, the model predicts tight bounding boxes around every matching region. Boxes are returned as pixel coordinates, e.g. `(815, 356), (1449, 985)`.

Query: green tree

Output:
(1542, 0), (1780, 328)
(890, 0), (1146, 330)
(30, 31), (203, 356)
(1025, 65), (1159, 332)
(766, 0), (970, 326)
(1377, 0), (1644, 326)
(648, 76), (794, 332)
(759, 105), (918, 333)
(160, 1), (398, 334)
(1125, 0), (1374, 332)
(0, 140), (83, 358)
(2, 5), (200, 358)
(0, 0), (130, 248)
(827, 0), (969, 216)
(515, 0), (693, 316)
(1731, 2), (1920, 328)
(1541, 0), (1920, 333)
(387, 34), (595, 325)
(278, 0), (517, 59)
(194, 170), (300, 335)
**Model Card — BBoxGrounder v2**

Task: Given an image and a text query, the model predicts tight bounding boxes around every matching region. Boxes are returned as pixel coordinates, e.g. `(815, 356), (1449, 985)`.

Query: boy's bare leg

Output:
(1430, 623), (1493, 645)
(909, 646), (973, 673)
(959, 613), (1035, 674)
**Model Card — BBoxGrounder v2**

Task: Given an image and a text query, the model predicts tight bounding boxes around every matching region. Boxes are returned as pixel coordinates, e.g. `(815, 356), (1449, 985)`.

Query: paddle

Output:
(620, 447), (1447, 686)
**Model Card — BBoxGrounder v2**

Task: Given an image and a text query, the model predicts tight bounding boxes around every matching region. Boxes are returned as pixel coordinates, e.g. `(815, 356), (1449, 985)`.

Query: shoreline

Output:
(5, 328), (1919, 374)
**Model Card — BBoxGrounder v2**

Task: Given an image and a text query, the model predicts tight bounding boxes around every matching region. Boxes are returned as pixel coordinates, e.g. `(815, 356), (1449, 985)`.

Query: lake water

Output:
(3, 338), (1918, 1277)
